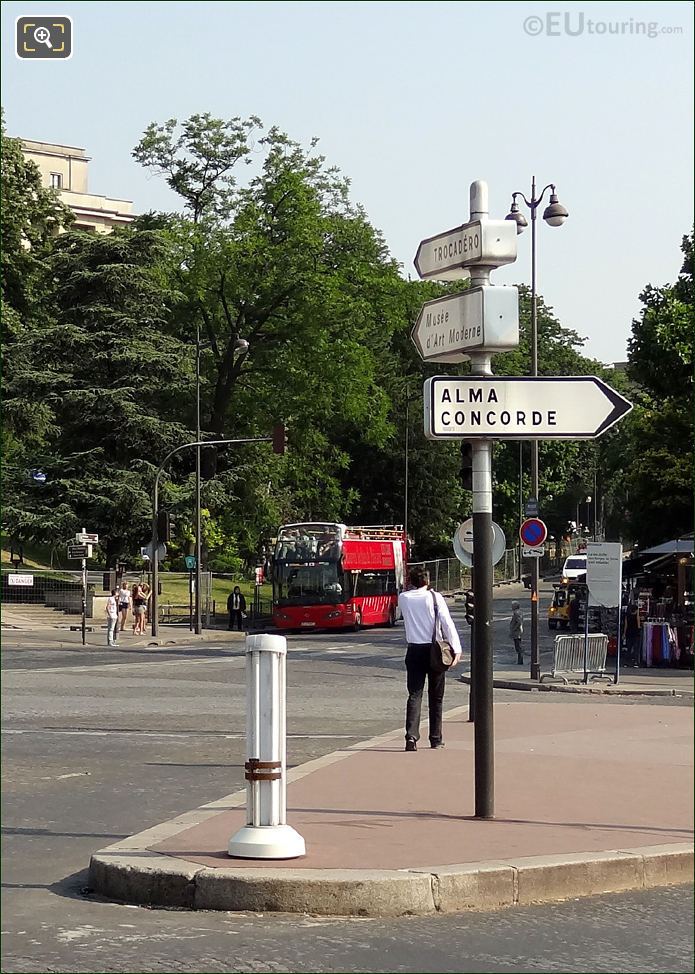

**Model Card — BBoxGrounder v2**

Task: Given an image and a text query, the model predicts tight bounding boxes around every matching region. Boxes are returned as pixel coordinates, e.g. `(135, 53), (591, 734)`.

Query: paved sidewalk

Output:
(89, 699), (694, 916)
(458, 666), (695, 698)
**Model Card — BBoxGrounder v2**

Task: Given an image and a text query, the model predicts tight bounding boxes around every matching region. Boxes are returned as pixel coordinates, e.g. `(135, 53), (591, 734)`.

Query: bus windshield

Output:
(273, 561), (345, 605)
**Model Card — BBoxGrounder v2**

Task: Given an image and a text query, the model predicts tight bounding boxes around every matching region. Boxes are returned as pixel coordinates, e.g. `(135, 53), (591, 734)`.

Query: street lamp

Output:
(506, 178), (568, 681)
(194, 334), (249, 634)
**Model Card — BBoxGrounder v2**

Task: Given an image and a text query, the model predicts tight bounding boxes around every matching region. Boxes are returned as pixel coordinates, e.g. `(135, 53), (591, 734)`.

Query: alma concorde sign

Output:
(423, 375), (633, 440)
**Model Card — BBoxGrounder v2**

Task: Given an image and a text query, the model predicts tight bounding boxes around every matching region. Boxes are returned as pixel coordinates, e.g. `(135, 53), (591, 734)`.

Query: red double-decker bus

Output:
(272, 522), (407, 632)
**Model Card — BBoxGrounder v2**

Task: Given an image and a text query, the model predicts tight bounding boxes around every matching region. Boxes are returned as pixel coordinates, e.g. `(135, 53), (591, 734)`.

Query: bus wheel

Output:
(386, 607), (396, 628)
(353, 611), (362, 632)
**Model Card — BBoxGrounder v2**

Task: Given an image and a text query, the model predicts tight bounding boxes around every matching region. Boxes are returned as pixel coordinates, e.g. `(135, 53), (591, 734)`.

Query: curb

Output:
(456, 675), (694, 698)
(87, 703), (694, 917)
(88, 844), (694, 917)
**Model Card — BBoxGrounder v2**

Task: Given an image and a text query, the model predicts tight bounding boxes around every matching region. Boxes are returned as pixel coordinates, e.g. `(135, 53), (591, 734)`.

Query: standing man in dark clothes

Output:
(227, 586), (247, 631)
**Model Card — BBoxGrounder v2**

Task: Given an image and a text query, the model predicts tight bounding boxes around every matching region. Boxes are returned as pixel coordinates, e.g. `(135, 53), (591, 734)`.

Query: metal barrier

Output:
(540, 633), (609, 684)
(409, 548), (521, 595)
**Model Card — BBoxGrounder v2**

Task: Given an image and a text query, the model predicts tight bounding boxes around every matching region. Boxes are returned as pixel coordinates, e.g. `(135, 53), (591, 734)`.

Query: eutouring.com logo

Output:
(522, 12), (684, 39)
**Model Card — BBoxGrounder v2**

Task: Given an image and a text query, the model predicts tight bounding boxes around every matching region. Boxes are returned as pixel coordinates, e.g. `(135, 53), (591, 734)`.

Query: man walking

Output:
(510, 600), (524, 664)
(397, 569), (462, 752)
(105, 589), (118, 647)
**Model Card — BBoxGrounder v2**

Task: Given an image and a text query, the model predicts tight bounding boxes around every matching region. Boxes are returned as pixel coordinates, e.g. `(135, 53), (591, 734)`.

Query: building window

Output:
(50, 172), (63, 189)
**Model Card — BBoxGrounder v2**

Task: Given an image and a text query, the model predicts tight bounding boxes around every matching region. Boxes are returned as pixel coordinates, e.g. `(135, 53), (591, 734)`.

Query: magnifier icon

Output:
(33, 26), (53, 49)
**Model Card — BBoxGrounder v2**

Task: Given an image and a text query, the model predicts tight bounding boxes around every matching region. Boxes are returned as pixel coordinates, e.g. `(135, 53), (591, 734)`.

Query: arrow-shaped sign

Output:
(424, 376), (633, 440)
(411, 286), (519, 362)
(414, 218), (517, 281)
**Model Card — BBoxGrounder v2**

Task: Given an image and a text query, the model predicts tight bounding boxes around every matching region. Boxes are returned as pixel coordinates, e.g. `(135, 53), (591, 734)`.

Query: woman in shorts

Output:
(132, 583), (147, 635)
(117, 581), (131, 635)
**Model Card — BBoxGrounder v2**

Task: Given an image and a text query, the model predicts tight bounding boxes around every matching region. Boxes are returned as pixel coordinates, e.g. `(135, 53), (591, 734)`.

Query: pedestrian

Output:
(623, 600), (642, 667)
(116, 581), (131, 636)
(227, 586), (247, 631)
(132, 582), (147, 635)
(397, 568), (462, 752)
(105, 588), (118, 646)
(510, 600), (524, 665)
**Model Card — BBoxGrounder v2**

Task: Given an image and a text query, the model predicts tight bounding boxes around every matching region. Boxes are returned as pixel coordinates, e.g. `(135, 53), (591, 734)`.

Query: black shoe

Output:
(405, 738), (417, 752)
(430, 742), (445, 749)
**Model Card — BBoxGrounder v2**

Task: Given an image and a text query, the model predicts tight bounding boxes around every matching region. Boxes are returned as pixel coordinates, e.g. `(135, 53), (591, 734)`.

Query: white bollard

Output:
(228, 633), (306, 859)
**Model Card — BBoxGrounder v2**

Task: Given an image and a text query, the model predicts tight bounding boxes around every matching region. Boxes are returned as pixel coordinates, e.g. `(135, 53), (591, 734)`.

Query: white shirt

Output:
(398, 586), (462, 655)
(106, 595), (118, 620)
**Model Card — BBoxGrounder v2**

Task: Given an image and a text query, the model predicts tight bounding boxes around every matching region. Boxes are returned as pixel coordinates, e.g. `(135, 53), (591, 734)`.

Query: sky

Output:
(2, 0), (693, 364)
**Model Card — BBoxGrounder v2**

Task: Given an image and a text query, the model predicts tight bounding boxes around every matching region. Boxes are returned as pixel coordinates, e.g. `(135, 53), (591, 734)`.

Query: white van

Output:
(561, 554), (587, 582)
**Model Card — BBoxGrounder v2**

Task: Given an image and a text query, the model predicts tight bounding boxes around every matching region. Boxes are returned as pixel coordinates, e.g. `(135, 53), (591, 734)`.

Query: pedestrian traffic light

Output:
(460, 441), (473, 491)
(157, 510), (171, 542)
(272, 422), (288, 455)
(465, 589), (475, 625)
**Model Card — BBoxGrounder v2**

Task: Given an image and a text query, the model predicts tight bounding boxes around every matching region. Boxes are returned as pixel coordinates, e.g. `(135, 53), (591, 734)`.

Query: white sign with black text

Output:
(586, 542), (623, 608)
(424, 376), (633, 440)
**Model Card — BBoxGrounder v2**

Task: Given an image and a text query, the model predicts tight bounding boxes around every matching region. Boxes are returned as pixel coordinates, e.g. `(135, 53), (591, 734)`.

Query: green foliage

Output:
(602, 231), (694, 546)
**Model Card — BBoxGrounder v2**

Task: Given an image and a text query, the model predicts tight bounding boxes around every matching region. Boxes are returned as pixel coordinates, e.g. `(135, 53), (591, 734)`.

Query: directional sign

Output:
(453, 519), (507, 567)
(411, 286), (519, 363)
(424, 375), (632, 440)
(76, 532), (99, 544)
(523, 545), (545, 558)
(520, 518), (548, 548)
(414, 219), (517, 281)
(68, 543), (92, 559)
(525, 497), (539, 517)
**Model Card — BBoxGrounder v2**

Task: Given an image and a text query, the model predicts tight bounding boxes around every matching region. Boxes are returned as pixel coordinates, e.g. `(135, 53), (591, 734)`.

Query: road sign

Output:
(414, 219), (517, 281)
(453, 519), (507, 567)
(68, 543), (91, 559)
(524, 497), (539, 517)
(8, 574), (33, 586)
(141, 543), (167, 562)
(185, 555), (196, 571)
(586, 541), (622, 608)
(411, 286), (519, 363)
(76, 532), (99, 544)
(519, 518), (548, 548)
(522, 545), (545, 558)
(424, 375), (632, 440)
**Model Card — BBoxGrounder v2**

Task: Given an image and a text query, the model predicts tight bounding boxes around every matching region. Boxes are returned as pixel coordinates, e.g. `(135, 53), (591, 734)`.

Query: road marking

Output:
(2, 656), (245, 676)
(2, 728), (360, 740)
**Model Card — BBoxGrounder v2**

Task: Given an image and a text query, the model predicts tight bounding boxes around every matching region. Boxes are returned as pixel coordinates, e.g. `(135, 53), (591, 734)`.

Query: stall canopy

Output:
(640, 536), (693, 556)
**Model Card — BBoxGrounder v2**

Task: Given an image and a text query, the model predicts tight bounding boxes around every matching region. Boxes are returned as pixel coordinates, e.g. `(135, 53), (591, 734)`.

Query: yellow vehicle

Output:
(548, 582), (581, 631)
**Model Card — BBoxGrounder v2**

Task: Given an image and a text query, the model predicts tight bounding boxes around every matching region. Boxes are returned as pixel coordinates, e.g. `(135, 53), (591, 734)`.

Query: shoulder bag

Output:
(430, 589), (456, 673)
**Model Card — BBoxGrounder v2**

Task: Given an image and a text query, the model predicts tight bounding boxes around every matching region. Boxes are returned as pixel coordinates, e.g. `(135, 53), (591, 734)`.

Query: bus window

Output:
(354, 570), (397, 597)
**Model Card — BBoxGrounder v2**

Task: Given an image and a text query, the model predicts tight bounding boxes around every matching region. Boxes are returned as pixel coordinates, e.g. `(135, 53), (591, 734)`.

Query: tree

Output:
(3, 227), (194, 563)
(603, 232), (694, 546)
(134, 117), (408, 562)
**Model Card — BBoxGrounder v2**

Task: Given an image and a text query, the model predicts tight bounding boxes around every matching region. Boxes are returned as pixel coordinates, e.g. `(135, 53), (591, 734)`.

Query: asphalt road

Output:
(2, 590), (693, 974)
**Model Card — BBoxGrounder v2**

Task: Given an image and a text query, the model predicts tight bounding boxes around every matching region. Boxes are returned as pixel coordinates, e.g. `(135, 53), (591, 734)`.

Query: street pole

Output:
(151, 436), (272, 637)
(529, 175), (541, 682)
(195, 322), (202, 635)
(506, 178), (568, 681)
(469, 179), (494, 819)
(404, 394), (409, 542)
(81, 555), (87, 647)
(518, 443), (523, 582)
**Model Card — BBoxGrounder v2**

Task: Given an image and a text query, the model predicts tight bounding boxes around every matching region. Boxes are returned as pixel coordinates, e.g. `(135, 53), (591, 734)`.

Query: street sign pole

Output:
(81, 556), (87, 647)
(469, 180), (494, 820)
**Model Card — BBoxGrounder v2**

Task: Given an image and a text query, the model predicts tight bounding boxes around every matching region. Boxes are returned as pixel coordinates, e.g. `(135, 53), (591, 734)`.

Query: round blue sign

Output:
(519, 517), (547, 547)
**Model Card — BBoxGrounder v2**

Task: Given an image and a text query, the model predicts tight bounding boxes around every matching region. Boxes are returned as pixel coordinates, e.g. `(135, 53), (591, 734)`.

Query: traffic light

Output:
(464, 589), (475, 625)
(460, 441), (473, 491)
(272, 422), (288, 455)
(157, 510), (171, 542)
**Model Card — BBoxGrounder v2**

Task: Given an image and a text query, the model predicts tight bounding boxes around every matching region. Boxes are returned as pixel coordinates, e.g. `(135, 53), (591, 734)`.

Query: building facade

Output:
(21, 139), (135, 234)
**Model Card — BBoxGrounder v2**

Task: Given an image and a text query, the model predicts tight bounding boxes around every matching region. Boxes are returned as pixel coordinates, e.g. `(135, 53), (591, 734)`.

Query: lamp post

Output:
(193, 336), (249, 634)
(506, 178), (568, 681)
(152, 431), (269, 637)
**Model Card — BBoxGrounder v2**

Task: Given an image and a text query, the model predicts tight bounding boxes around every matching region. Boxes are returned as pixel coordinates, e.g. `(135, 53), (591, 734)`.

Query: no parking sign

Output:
(519, 517), (547, 548)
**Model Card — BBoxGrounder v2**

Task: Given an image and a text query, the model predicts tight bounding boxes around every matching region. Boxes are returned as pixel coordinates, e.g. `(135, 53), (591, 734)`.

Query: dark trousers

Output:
(229, 609), (244, 631)
(513, 637), (523, 662)
(405, 643), (446, 744)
